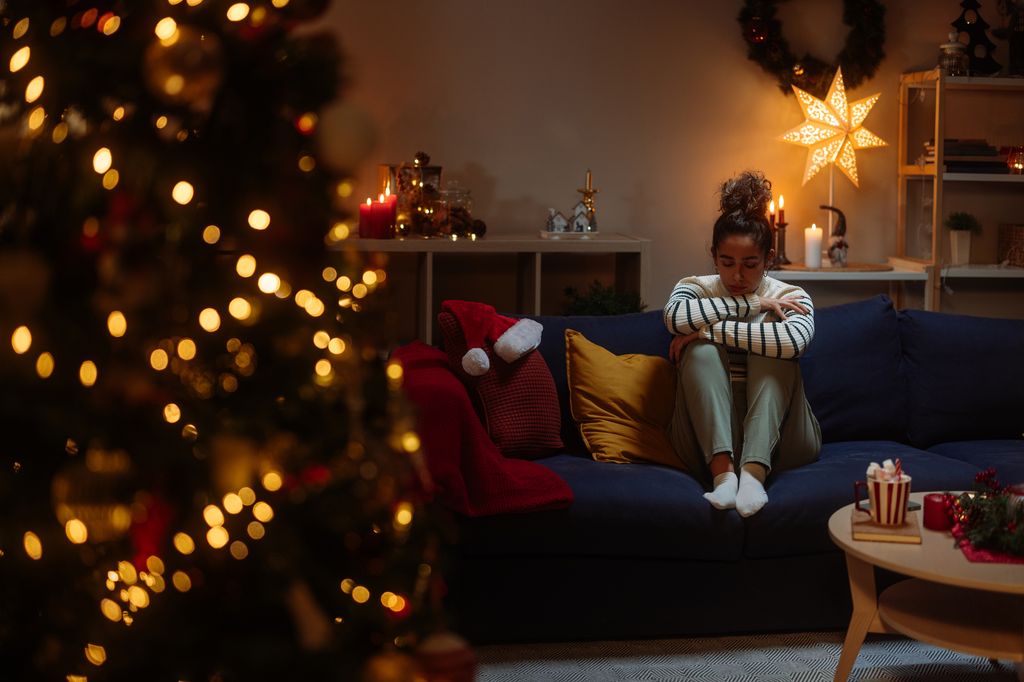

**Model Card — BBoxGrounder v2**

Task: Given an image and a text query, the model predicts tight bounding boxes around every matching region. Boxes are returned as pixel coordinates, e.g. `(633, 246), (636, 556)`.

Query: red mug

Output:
(854, 476), (911, 526)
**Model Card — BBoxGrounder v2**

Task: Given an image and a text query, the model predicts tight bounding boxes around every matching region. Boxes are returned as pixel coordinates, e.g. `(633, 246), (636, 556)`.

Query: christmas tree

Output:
(0, 1), (446, 679)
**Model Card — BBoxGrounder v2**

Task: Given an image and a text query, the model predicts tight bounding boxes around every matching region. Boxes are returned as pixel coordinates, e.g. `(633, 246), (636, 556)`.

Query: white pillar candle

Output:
(805, 223), (823, 268)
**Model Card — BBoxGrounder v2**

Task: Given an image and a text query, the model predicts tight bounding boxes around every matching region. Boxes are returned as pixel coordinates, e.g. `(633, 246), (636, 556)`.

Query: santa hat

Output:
(441, 300), (543, 376)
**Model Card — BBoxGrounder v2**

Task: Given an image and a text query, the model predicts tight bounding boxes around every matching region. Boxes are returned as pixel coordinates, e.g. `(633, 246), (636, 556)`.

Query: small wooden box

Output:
(998, 224), (1024, 267)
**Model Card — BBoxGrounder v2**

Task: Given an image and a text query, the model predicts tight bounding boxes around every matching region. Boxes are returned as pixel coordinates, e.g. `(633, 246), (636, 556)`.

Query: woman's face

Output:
(714, 234), (773, 296)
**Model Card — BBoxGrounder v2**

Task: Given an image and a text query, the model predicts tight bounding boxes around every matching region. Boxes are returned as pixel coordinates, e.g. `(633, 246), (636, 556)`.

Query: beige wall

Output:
(315, 1), (1023, 315)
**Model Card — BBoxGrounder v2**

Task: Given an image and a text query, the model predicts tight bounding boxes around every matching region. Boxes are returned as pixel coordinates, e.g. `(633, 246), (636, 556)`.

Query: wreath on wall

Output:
(738, 0), (886, 97)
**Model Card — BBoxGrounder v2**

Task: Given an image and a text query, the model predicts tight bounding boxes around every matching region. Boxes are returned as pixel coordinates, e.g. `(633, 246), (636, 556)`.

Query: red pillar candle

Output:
(923, 492), (953, 531)
(358, 198), (373, 238)
(370, 193), (393, 239)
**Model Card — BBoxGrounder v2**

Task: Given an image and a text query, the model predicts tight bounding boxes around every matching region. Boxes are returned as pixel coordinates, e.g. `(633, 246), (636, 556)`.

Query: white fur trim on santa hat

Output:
(462, 347), (490, 376)
(494, 318), (543, 364)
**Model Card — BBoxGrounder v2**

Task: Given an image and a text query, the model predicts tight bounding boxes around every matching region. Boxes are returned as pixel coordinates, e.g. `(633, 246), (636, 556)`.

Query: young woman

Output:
(662, 171), (821, 517)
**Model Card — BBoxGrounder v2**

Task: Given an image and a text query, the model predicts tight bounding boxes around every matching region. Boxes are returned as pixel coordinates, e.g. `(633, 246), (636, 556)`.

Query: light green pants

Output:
(667, 341), (821, 487)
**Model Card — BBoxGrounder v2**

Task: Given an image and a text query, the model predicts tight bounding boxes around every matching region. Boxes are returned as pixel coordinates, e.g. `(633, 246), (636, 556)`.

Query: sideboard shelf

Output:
(332, 232), (650, 343)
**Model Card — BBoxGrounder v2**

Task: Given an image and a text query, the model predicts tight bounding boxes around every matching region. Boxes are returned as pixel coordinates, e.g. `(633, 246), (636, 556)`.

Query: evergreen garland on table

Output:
(738, 0), (886, 97)
(953, 468), (1024, 557)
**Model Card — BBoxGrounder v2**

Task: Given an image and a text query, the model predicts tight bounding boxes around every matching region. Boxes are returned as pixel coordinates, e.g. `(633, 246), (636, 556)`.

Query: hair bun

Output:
(719, 170), (772, 219)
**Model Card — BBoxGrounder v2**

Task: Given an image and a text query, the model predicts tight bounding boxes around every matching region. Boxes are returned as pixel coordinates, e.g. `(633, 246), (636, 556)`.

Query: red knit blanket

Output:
(391, 341), (573, 516)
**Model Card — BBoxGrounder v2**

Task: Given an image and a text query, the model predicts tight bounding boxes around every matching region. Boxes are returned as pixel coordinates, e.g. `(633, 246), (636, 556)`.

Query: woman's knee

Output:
(681, 340), (725, 367)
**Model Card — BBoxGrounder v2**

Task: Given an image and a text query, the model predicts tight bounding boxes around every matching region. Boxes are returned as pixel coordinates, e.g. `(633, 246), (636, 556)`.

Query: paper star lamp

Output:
(778, 67), (887, 187)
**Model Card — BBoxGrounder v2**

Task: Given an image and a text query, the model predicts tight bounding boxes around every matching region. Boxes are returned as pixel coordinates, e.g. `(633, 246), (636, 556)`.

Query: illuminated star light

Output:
(777, 67), (887, 187)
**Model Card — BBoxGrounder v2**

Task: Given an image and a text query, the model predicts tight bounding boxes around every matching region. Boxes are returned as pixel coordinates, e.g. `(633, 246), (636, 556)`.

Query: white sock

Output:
(736, 470), (769, 517)
(703, 472), (738, 510)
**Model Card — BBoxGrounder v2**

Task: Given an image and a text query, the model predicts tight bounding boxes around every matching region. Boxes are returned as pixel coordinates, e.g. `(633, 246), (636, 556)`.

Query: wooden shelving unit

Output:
(895, 69), (1024, 311)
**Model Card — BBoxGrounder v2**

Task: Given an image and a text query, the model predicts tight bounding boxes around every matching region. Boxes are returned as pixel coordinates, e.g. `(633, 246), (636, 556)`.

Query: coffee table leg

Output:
(834, 553), (877, 682)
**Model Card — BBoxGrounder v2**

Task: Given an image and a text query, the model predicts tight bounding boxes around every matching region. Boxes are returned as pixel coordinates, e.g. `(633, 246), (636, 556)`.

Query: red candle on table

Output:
(358, 197), (373, 238)
(769, 199), (776, 228)
(778, 195), (785, 225)
(923, 493), (952, 531)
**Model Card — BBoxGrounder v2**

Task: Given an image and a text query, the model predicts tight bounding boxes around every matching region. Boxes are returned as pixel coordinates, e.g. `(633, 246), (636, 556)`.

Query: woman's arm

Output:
(700, 294), (815, 358)
(663, 279), (760, 334)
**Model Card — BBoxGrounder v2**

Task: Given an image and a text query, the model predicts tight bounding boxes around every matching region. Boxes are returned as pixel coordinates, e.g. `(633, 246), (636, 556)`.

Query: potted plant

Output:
(944, 211), (981, 265)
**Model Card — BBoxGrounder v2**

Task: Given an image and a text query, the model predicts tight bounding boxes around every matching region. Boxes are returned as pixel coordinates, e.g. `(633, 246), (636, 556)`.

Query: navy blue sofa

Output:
(445, 295), (1024, 643)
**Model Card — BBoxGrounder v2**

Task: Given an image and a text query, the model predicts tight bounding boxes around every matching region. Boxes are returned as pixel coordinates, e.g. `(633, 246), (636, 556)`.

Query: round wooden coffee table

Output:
(828, 491), (1024, 682)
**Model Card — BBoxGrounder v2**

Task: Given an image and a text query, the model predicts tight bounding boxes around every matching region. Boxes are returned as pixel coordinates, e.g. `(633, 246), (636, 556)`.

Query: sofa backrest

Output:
(527, 310), (671, 454)
(798, 295), (909, 444)
(899, 308), (1024, 448)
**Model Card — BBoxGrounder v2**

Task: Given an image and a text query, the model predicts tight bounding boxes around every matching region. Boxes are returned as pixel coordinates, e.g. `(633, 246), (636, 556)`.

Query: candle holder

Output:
(774, 221), (791, 266)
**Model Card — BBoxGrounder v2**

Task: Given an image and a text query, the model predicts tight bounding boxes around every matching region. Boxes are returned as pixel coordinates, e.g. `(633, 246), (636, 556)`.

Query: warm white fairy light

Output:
(106, 311), (127, 337)
(24, 75), (44, 103)
(102, 169), (119, 190)
(93, 148), (112, 174)
(202, 225), (221, 244)
(84, 643), (107, 666)
(207, 526), (229, 549)
(177, 338), (196, 360)
(203, 505), (225, 527)
(226, 3), (250, 21)
(198, 308), (221, 332)
(13, 18), (29, 39)
(23, 531), (42, 560)
(11, 325), (31, 354)
(79, 360), (98, 387)
(248, 209), (270, 230)
(236, 254), (257, 278)
(228, 297), (252, 320)
(149, 348), (169, 371)
(262, 471), (282, 492)
(223, 493), (243, 514)
(257, 273), (281, 294)
(172, 181), (194, 205)
(36, 352), (54, 378)
(173, 532), (195, 555)
(163, 403), (181, 424)
(9, 46), (29, 72)
(154, 17), (177, 40)
(65, 519), (88, 544)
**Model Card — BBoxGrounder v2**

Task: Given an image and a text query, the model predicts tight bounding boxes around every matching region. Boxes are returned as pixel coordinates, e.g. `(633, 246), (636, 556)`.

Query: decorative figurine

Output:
(546, 208), (569, 232)
(820, 204), (849, 267)
(570, 202), (592, 232)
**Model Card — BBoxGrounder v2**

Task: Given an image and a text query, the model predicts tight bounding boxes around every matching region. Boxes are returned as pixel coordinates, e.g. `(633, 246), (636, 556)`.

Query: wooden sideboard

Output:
(331, 232), (650, 343)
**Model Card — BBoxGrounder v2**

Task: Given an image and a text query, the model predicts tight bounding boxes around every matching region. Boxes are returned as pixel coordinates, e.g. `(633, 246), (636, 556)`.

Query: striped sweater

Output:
(662, 274), (814, 359)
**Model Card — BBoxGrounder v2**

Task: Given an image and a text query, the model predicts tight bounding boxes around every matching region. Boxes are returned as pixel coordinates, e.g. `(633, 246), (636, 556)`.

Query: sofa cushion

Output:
(798, 295), (908, 443)
(527, 311), (673, 454)
(456, 454), (745, 562)
(437, 311), (562, 458)
(928, 440), (1024, 484)
(743, 440), (982, 559)
(565, 329), (681, 468)
(900, 309), (1024, 448)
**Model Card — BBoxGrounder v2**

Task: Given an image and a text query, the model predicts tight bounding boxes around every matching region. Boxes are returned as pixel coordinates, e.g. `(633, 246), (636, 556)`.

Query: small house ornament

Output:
(546, 209), (569, 232)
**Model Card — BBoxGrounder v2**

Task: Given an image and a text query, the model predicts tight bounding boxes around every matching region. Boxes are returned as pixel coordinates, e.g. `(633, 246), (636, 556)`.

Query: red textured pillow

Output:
(437, 311), (562, 458)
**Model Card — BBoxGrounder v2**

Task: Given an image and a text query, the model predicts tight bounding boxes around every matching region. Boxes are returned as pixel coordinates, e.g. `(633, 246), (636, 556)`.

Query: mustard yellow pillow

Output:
(565, 329), (682, 468)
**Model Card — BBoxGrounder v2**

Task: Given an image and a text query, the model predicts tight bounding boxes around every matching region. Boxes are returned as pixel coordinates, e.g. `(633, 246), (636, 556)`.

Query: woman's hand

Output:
(669, 331), (701, 364)
(758, 295), (808, 319)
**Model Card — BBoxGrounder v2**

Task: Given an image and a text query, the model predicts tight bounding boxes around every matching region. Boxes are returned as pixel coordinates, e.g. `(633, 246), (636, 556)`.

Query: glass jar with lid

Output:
(938, 31), (968, 77)
(439, 182), (473, 237)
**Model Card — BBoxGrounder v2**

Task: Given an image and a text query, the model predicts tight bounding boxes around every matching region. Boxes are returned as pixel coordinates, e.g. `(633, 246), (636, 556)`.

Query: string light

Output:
(328, 338), (345, 355)
(202, 225), (221, 244)
(173, 532), (195, 555)
(52, 122), (68, 143)
(93, 148), (112, 174)
(102, 169), (119, 190)
(362, 270), (378, 286)
(228, 297), (252, 320)
(11, 325), (32, 354)
(314, 359), (332, 377)
(23, 531), (42, 560)
(84, 643), (107, 666)
(257, 273), (281, 294)
(198, 308), (221, 332)
(98, 14), (121, 35)
(49, 17), (66, 36)
(13, 18), (30, 39)
(100, 598), (122, 622)
(401, 432), (421, 453)
(154, 17), (177, 41)
(163, 403), (181, 424)
(229, 541), (248, 559)
(27, 107), (46, 132)
(65, 519), (88, 544)
(226, 3), (250, 22)
(176, 338), (196, 360)
(172, 571), (192, 592)
(203, 505), (225, 527)
(272, 0), (291, 7)
(252, 501), (274, 522)
(149, 348), (169, 371)
(262, 471), (282, 492)
(246, 521), (265, 539)
(79, 360), (98, 387)
(25, 75), (44, 103)
(106, 311), (127, 337)
(236, 254), (257, 278)
(172, 181), (194, 205)
(36, 352), (54, 378)
(336, 276), (352, 292)
(9, 46), (30, 72)
(206, 526), (229, 549)
(223, 493), (243, 514)
(247, 209), (270, 230)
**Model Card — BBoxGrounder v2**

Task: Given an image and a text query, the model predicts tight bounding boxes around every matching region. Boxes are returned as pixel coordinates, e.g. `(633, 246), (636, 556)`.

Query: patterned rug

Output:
(475, 632), (1018, 681)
